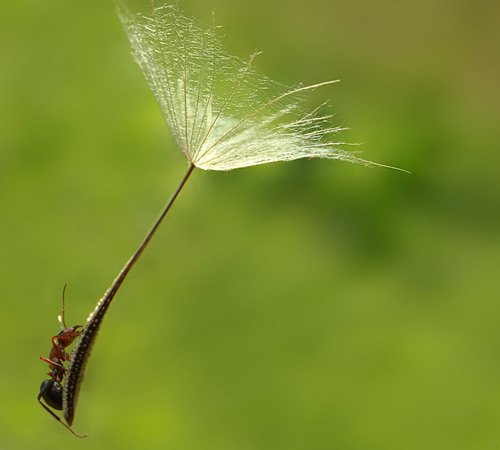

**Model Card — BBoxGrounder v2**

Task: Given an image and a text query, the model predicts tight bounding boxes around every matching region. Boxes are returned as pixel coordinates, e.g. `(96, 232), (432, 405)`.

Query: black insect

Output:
(38, 285), (85, 438)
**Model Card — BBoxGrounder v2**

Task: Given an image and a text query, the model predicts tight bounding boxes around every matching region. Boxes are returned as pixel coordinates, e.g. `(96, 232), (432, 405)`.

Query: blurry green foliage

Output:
(1, 1), (499, 449)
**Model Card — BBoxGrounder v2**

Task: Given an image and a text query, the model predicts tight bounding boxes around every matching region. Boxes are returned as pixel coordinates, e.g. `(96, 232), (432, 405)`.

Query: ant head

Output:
(55, 325), (84, 347)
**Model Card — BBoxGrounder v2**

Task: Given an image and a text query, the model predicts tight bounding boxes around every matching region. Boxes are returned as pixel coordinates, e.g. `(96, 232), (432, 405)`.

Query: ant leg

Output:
(39, 356), (65, 370)
(37, 391), (87, 439)
(50, 336), (70, 361)
(39, 356), (66, 372)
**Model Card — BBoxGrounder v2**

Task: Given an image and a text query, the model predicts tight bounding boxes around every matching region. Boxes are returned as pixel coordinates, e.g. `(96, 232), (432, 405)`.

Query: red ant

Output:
(38, 285), (85, 438)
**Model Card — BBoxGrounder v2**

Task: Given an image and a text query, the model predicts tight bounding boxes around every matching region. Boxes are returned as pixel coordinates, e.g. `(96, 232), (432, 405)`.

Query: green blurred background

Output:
(1, 0), (499, 449)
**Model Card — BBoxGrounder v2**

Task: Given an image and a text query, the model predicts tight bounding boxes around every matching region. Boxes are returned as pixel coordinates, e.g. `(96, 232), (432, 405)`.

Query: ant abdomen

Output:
(40, 379), (63, 410)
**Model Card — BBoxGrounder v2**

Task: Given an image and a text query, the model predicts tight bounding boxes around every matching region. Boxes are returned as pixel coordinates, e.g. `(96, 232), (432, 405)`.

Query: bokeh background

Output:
(1, 0), (499, 449)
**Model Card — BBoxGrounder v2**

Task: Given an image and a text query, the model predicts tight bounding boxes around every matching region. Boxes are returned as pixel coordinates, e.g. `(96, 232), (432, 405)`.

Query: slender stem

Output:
(64, 162), (196, 425)
(104, 162), (196, 301)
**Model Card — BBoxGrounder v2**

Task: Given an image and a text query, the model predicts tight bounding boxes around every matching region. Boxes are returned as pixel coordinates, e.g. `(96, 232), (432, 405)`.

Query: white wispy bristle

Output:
(119, 4), (380, 171)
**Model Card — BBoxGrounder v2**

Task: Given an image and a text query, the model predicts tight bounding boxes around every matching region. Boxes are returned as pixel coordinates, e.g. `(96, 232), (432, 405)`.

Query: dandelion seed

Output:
(60, 3), (404, 433)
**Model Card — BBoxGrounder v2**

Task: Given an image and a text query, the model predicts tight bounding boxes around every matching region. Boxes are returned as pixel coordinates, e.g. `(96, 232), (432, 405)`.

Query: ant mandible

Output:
(38, 284), (85, 438)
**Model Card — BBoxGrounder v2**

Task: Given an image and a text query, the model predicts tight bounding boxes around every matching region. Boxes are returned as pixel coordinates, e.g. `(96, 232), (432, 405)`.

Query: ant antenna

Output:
(58, 284), (68, 330)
